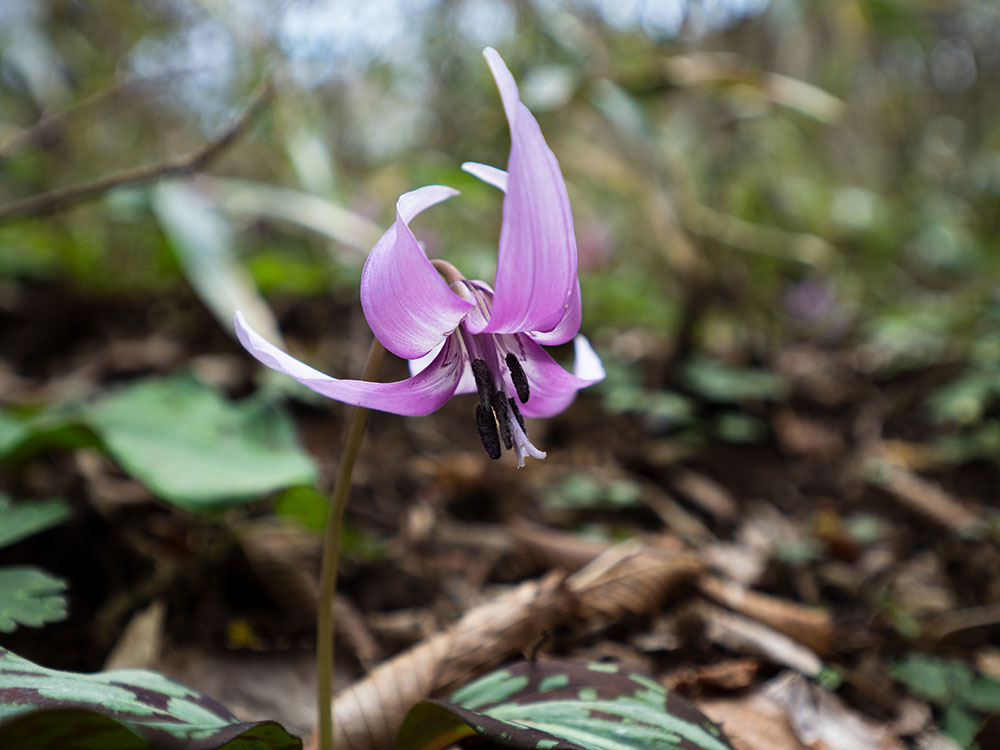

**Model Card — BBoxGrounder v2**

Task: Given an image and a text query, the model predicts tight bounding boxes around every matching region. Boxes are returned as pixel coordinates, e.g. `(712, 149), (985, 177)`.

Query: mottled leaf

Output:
(84, 373), (317, 510)
(0, 647), (301, 749)
(396, 660), (735, 750)
(0, 496), (71, 550)
(0, 567), (68, 633)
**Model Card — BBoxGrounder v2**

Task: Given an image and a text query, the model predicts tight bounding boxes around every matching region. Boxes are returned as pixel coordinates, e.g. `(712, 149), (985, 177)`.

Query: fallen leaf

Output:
(763, 671), (905, 750)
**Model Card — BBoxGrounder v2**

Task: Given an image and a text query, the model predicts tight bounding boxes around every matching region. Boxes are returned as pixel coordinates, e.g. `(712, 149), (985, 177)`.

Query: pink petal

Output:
(470, 48), (578, 338)
(463, 161), (581, 344)
(504, 333), (604, 418)
(526, 279), (581, 345)
(408, 340), (477, 395)
(360, 185), (473, 360)
(234, 311), (465, 416)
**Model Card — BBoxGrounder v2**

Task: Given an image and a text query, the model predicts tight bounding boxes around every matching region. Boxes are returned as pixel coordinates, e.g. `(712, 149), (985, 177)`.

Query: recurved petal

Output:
(360, 185), (473, 360)
(461, 161), (508, 192)
(408, 339), (477, 395)
(472, 48), (578, 337)
(235, 312), (465, 416)
(505, 333), (604, 418)
(526, 278), (581, 345)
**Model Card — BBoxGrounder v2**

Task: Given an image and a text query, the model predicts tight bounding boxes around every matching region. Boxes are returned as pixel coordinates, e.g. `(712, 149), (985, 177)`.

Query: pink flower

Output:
(235, 48), (603, 465)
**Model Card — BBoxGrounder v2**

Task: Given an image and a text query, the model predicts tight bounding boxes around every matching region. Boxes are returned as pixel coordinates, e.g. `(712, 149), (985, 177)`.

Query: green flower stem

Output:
(316, 337), (385, 750)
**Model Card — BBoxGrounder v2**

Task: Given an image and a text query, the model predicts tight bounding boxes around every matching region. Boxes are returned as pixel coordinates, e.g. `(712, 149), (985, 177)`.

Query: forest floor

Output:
(2, 281), (998, 750)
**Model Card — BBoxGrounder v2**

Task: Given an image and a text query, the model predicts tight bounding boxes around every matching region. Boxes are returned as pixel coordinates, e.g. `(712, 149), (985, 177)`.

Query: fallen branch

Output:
(0, 78), (274, 225)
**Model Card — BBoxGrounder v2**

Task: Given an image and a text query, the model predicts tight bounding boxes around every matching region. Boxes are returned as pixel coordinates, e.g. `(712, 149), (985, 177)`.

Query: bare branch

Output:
(0, 70), (204, 161)
(0, 78), (275, 226)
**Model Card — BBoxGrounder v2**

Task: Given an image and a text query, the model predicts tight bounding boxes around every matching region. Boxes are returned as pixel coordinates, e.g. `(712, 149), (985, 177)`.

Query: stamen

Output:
(475, 404), (501, 459)
(471, 358), (493, 410)
(505, 353), (530, 403)
(491, 391), (513, 450)
(508, 397), (526, 432)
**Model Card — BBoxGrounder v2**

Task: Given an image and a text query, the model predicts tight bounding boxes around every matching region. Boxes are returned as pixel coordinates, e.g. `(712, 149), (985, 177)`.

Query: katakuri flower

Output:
(234, 48), (604, 466)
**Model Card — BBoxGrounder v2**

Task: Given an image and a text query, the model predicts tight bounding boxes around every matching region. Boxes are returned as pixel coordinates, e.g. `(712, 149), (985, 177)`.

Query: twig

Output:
(0, 69), (201, 161)
(0, 78), (275, 225)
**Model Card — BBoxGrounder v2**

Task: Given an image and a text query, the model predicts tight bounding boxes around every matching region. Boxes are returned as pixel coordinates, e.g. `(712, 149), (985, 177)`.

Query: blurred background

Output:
(2, 1), (999, 747)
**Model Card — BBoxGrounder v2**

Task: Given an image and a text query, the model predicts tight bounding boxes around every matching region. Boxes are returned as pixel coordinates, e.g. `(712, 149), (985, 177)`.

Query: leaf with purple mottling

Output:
(396, 660), (735, 750)
(0, 648), (300, 749)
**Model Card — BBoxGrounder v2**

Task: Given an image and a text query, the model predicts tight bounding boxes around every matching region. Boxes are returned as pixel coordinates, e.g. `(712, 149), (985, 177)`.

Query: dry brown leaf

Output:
(666, 658), (760, 693)
(672, 469), (739, 522)
(699, 602), (824, 678)
(763, 671), (905, 750)
(699, 691), (808, 750)
(640, 483), (716, 544)
(921, 602), (1000, 641)
(507, 517), (612, 572)
(321, 542), (703, 750)
(869, 456), (982, 533)
(773, 408), (845, 461)
(568, 540), (702, 624)
(328, 572), (566, 750)
(102, 599), (166, 670)
(700, 575), (833, 655)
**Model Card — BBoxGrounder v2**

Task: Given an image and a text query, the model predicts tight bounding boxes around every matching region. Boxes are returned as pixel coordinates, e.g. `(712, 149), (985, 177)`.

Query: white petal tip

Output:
(573, 335), (605, 382)
(462, 162), (509, 192)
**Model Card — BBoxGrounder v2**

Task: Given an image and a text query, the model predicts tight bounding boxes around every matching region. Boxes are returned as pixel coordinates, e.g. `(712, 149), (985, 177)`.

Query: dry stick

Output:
(0, 78), (275, 225)
(316, 338), (386, 750)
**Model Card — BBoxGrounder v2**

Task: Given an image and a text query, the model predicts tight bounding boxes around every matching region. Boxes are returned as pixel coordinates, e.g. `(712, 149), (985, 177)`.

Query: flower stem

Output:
(316, 337), (385, 750)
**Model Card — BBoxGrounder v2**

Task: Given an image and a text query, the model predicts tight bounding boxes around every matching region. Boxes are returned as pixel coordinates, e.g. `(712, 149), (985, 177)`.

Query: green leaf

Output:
(0, 407), (95, 462)
(84, 373), (317, 510)
(926, 371), (997, 425)
(0, 412), (31, 457)
(0, 647), (301, 749)
(543, 475), (642, 511)
(712, 412), (767, 444)
(396, 660), (735, 750)
(962, 675), (1000, 714)
(0, 496), (71, 550)
(891, 654), (975, 706)
(273, 486), (329, 533)
(0, 567), (68, 633)
(681, 359), (786, 404)
(941, 704), (983, 750)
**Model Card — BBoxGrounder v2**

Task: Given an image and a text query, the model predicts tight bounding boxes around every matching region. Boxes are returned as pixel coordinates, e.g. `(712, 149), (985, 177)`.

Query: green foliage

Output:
(892, 654), (1000, 748)
(84, 373), (318, 510)
(0, 647), (301, 749)
(396, 660), (734, 750)
(680, 359), (786, 404)
(0, 568), (68, 633)
(543, 474), (642, 511)
(273, 486), (331, 533)
(0, 375), (318, 511)
(0, 496), (72, 633)
(272, 487), (386, 560)
(0, 496), (71, 549)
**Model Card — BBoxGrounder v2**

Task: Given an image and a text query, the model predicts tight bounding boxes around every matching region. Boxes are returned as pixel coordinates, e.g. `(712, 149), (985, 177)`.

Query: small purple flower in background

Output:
(235, 48), (604, 466)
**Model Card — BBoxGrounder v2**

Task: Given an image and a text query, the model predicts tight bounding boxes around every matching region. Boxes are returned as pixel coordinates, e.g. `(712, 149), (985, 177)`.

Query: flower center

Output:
(432, 260), (545, 466)
(460, 284), (544, 465)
